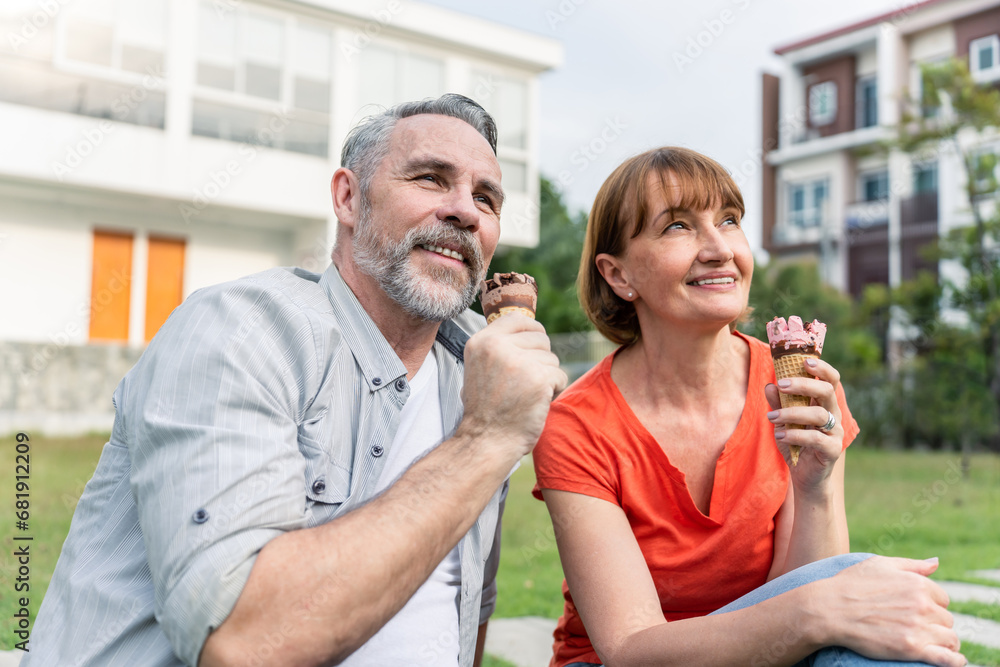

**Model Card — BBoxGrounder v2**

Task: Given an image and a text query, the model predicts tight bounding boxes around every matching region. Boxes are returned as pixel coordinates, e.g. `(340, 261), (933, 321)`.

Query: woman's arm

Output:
(768, 455), (849, 580)
(544, 488), (963, 667)
(767, 358), (852, 578)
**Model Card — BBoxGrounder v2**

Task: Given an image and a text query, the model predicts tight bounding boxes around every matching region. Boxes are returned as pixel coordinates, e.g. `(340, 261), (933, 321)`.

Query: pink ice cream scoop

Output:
(766, 316), (827, 358)
(765, 316), (828, 465)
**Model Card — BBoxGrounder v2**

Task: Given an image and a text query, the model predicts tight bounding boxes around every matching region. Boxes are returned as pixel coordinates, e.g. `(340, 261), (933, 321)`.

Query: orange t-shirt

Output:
(531, 331), (859, 667)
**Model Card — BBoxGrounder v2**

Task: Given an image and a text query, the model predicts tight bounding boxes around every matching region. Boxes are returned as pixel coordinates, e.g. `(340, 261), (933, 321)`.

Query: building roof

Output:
(773, 0), (950, 55)
(292, 0), (563, 71)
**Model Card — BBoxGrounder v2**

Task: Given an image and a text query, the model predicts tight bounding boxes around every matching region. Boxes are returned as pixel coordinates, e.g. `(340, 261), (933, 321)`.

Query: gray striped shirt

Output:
(24, 264), (505, 667)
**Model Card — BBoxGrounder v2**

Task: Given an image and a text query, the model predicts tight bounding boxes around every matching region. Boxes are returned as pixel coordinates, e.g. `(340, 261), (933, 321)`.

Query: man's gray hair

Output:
(340, 93), (498, 197)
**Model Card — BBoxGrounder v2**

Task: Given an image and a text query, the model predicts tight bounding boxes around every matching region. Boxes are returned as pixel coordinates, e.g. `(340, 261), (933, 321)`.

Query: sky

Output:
(421, 0), (911, 253)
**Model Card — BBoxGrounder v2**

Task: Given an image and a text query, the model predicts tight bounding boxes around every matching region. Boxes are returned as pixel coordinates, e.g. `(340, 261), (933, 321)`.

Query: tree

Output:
(895, 59), (1000, 401)
(479, 177), (591, 334)
(891, 57), (1000, 456)
(889, 270), (998, 453)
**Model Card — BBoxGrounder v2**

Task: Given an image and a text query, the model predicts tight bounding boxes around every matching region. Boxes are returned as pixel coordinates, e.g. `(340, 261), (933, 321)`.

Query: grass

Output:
(952, 600), (1000, 622)
(481, 653), (519, 667)
(494, 449), (1000, 620)
(841, 449), (1000, 583)
(1, 433), (107, 648)
(493, 448), (1000, 666)
(3, 435), (999, 667)
(494, 457), (567, 620)
(963, 643), (1000, 667)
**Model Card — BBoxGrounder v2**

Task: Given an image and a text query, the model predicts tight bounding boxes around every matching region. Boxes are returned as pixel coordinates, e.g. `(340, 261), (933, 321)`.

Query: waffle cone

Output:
(485, 306), (536, 323)
(772, 352), (820, 466)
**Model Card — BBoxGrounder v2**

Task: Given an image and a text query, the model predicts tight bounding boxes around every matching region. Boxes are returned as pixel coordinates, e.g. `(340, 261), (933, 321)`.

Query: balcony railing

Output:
(0, 56), (165, 129)
(845, 200), (889, 230)
(901, 191), (938, 227)
(772, 223), (824, 246)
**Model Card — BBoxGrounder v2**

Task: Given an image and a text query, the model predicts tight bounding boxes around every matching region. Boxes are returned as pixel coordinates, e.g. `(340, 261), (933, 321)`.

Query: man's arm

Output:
(199, 314), (566, 667)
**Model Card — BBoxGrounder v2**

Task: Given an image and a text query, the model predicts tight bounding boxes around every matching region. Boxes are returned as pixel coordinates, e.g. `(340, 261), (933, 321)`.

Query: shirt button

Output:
(395, 378), (406, 391)
(192, 508), (209, 524)
(311, 478), (326, 495)
(371, 445), (384, 457)
(372, 377), (382, 386)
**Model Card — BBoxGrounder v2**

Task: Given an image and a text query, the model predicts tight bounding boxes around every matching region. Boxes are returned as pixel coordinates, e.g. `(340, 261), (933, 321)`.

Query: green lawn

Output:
(494, 448), (1000, 666)
(495, 449), (1000, 620)
(1, 433), (108, 648)
(842, 449), (1000, 583)
(3, 435), (999, 666)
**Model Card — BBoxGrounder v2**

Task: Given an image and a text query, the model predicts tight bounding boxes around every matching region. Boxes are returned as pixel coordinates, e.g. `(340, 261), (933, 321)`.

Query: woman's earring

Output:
(627, 292), (633, 299)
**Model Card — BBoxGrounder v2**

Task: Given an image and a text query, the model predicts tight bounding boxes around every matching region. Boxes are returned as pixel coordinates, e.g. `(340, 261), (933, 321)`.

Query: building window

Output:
(860, 170), (889, 202)
(471, 71), (530, 193)
(359, 45), (445, 110)
(0, 2), (56, 61)
(970, 35), (1000, 82)
(0, 0), (167, 128)
(856, 76), (877, 128)
(64, 0), (167, 74)
(193, 2), (332, 158)
(476, 74), (528, 151)
(788, 179), (828, 228)
(913, 162), (938, 194)
(808, 81), (837, 126)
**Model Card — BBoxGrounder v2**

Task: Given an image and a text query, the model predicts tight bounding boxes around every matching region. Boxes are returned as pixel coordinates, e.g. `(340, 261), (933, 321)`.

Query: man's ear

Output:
(595, 253), (633, 300)
(331, 168), (360, 231)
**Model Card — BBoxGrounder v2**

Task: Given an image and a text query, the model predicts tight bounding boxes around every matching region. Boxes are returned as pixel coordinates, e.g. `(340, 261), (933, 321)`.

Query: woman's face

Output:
(616, 172), (753, 332)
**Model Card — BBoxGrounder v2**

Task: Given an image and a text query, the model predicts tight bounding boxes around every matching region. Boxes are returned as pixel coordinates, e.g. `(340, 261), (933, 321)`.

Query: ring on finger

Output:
(818, 410), (837, 434)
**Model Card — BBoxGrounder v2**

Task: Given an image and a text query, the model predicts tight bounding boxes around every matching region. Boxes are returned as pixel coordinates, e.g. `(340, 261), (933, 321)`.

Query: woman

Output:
(532, 147), (964, 667)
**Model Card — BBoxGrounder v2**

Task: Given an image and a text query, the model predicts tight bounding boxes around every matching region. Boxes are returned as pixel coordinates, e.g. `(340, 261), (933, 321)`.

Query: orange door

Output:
(89, 230), (134, 342)
(145, 236), (186, 342)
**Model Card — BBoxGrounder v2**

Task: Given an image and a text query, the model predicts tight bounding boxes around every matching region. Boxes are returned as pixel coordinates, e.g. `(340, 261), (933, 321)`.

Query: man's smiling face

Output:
(351, 113), (504, 322)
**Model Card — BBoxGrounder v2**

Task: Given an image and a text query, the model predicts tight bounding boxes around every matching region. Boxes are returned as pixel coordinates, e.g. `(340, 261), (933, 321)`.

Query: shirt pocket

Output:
(300, 443), (352, 526)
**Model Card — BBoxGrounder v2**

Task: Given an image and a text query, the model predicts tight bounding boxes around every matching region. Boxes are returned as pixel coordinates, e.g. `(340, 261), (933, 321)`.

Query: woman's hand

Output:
(813, 556), (966, 667)
(765, 357), (845, 491)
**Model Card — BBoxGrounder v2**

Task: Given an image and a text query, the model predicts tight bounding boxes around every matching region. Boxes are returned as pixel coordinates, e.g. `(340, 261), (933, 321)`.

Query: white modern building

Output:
(760, 0), (1000, 298)
(0, 0), (561, 434)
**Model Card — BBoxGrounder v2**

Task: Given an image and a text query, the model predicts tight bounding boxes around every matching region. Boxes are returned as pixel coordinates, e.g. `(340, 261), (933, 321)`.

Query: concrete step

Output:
(485, 616), (556, 667)
(971, 570), (1000, 584)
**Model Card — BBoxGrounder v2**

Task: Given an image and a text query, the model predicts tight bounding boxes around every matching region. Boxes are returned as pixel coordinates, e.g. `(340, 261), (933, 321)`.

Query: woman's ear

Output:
(595, 253), (634, 301)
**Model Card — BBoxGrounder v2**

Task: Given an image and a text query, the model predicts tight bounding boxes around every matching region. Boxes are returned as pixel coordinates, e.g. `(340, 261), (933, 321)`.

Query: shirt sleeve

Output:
(531, 402), (620, 506)
(121, 279), (323, 666)
(836, 380), (860, 449)
(479, 479), (508, 624)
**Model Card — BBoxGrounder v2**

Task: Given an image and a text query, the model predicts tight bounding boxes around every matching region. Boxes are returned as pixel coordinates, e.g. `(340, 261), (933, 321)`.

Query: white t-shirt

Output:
(339, 349), (462, 666)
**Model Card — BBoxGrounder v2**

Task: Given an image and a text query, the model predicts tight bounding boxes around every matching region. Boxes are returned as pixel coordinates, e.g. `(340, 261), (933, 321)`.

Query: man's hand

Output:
(459, 314), (568, 459)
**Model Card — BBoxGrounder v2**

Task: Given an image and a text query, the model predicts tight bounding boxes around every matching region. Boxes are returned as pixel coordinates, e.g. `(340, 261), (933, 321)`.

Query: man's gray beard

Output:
(352, 203), (487, 322)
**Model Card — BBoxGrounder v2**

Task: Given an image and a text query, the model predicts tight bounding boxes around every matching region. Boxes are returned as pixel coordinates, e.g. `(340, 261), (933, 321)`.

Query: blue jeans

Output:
(566, 553), (931, 667)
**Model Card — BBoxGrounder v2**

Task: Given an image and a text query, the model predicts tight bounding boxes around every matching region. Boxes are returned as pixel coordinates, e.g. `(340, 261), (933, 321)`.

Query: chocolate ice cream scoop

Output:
(480, 272), (538, 323)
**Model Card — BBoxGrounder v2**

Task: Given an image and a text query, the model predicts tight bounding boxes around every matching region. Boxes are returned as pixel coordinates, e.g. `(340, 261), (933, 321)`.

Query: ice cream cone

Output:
(485, 306), (536, 323)
(766, 316), (828, 467)
(772, 353), (820, 465)
(480, 273), (538, 322)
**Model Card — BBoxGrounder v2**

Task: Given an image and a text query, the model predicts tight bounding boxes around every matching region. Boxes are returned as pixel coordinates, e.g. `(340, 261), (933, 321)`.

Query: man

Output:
(25, 94), (567, 667)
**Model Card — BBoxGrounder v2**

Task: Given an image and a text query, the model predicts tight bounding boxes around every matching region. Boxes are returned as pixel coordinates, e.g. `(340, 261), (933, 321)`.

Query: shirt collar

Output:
(320, 263), (407, 392)
(319, 263), (471, 391)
